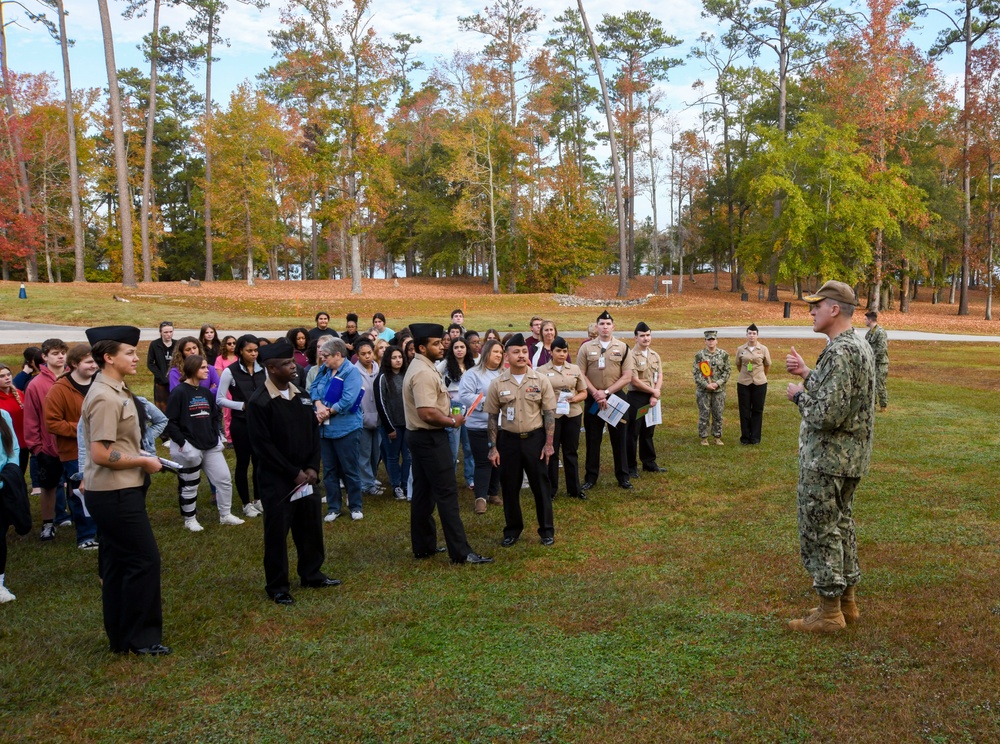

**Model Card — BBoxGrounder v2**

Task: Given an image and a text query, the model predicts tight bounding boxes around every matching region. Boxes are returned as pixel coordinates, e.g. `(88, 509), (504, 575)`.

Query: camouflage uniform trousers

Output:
(875, 363), (888, 408)
(797, 467), (861, 598)
(696, 389), (725, 439)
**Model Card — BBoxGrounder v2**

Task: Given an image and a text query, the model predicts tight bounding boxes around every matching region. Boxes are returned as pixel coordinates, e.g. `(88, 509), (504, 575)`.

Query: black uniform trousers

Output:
(408, 428), (472, 562)
(87, 486), (162, 653)
(229, 415), (259, 506)
(626, 390), (658, 471)
(583, 397), (629, 485)
(499, 428), (553, 540)
(259, 470), (326, 596)
(467, 428), (500, 500)
(737, 382), (767, 444)
(547, 414), (582, 498)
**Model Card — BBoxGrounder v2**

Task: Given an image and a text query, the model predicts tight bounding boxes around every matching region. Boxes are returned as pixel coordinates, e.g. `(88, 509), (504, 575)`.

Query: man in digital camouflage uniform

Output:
(692, 330), (730, 446)
(785, 280), (875, 633)
(864, 311), (889, 411)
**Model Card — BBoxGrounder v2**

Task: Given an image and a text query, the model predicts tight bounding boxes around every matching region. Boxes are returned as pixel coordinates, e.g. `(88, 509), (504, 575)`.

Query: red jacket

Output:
(23, 366), (59, 457)
(43, 375), (86, 463)
(0, 388), (25, 448)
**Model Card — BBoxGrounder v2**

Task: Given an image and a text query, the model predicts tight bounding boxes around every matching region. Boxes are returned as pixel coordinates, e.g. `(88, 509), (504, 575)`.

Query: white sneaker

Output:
(251, 500), (263, 514)
(243, 502), (262, 518)
(0, 585), (15, 603)
(393, 487), (406, 501)
(57, 518), (73, 528)
(324, 512), (339, 522)
(184, 517), (204, 532)
(78, 539), (99, 550)
(219, 513), (245, 526)
(350, 510), (364, 521)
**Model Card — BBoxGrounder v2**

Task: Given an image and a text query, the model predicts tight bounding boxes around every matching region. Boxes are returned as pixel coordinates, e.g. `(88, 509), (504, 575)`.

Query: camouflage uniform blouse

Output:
(692, 348), (731, 391)
(865, 324), (889, 368)
(796, 329), (876, 478)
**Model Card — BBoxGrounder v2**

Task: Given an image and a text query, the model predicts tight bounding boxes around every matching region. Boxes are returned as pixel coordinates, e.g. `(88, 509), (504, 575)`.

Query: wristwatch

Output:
(487, 442), (495, 449)
(604, 389), (609, 396)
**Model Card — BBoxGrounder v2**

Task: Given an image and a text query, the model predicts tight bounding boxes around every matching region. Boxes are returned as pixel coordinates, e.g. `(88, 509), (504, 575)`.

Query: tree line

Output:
(0, 0), (998, 315)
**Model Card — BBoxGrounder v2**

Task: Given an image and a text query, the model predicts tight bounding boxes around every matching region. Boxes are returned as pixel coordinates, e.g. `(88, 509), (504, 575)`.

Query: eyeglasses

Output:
(159, 321), (173, 329)
(226, 341), (236, 346)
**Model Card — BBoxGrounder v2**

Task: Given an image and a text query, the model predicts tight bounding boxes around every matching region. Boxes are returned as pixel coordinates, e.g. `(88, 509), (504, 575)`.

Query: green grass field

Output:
(0, 322), (998, 740)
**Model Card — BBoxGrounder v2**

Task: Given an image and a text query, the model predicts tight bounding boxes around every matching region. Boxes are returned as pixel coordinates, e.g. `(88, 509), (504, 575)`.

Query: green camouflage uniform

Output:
(795, 328), (875, 598)
(693, 348), (731, 438)
(865, 323), (889, 408)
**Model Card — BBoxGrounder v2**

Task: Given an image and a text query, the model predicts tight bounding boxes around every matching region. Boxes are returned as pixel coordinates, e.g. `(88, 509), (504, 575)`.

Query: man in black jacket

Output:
(247, 340), (340, 605)
(146, 321), (175, 412)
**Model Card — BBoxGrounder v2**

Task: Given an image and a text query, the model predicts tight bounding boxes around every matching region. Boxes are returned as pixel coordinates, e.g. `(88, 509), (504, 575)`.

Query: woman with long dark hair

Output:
(166, 355), (243, 531)
(199, 324), (222, 365)
(457, 339), (504, 513)
(436, 337), (476, 489)
(0, 408), (25, 603)
(286, 327), (310, 368)
(0, 364), (26, 473)
(374, 345), (410, 501)
(168, 337), (220, 393)
(216, 335), (265, 518)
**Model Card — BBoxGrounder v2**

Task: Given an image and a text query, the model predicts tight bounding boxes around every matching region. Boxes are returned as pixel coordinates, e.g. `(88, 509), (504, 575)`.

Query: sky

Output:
(4, 0), (967, 224)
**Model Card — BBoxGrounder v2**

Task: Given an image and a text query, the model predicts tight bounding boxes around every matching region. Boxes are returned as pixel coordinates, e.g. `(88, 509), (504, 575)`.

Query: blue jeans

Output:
(381, 425), (411, 489)
(62, 460), (97, 543)
(320, 430), (363, 515)
(359, 427), (381, 489)
(447, 425), (475, 486)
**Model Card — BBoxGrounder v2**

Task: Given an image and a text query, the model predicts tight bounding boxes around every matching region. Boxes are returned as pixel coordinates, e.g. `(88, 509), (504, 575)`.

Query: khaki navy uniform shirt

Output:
(632, 349), (662, 391)
(537, 361), (587, 418)
(735, 342), (771, 386)
(576, 337), (634, 393)
(484, 367), (557, 434)
(81, 372), (146, 491)
(403, 353), (451, 431)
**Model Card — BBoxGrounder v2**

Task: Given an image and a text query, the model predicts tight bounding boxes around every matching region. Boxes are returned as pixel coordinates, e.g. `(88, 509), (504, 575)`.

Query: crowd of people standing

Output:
(0, 293), (888, 649)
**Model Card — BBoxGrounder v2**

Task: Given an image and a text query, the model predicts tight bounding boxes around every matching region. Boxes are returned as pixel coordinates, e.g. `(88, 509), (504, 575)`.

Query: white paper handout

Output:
(597, 393), (629, 427)
(556, 390), (572, 416)
(644, 401), (663, 427)
(288, 483), (314, 501)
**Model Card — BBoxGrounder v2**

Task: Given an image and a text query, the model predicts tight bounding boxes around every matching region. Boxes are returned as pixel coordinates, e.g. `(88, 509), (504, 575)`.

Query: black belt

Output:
(500, 428), (542, 440)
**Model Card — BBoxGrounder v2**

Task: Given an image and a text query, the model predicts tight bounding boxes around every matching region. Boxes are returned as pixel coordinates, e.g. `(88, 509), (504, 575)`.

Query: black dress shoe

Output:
(131, 643), (173, 656)
(628, 469), (640, 479)
(618, 480), (633, 490)
(414, 546), (447, 559)
(454, 551), (494, 565)
(580, 481), (596, 491)
(501, 536), (519, 547)
(272, 592), (295, 605)
(540, 537), (555, 546)
(302, 577), (342, 588)
(643, 465), (668, 473)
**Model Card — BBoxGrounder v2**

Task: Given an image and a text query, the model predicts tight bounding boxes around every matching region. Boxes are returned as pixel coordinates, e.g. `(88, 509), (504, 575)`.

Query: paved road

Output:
(2, 321), (998, 345)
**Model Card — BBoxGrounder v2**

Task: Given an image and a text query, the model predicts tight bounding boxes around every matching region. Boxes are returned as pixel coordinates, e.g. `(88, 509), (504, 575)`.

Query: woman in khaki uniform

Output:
(537, 337), (588, 499)
(735, 323), (771, 445)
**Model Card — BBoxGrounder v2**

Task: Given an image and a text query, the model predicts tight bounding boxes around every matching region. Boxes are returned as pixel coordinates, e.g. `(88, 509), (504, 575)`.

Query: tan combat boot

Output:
(700, 438), (709, 446)
(789, 594), (846, 633)
(715, 437), (724, 446)
(840, 585), (860, 625)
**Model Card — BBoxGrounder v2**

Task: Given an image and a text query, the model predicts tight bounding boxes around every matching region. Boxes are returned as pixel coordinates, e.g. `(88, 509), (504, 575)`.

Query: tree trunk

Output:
(647, 107), (660, 294)
(54, 0), (86, 282)
(139, 0), (161, 283)
(899, 257), (910, 313)
(958, 10), (973, 315)
(98, 0), (137, 288)
(204, 12), (216, 282)
(0, 6), (38, 281)
(578, 0), (628, 297)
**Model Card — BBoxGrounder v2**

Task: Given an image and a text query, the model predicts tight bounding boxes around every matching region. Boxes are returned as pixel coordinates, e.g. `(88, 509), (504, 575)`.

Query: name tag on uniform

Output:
(499, 390), (512, 397)
(547, 372), (555, 376)
(301, 398), (312, 405)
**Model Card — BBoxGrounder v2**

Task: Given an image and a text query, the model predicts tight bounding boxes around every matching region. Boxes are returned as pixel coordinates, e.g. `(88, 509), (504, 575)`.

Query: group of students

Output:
(0, 307), (669, 604)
